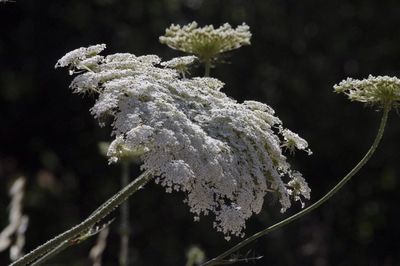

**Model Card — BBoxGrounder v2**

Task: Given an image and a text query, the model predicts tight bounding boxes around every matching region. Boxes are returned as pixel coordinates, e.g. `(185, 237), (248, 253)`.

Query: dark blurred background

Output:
(1, 0), (399, 265)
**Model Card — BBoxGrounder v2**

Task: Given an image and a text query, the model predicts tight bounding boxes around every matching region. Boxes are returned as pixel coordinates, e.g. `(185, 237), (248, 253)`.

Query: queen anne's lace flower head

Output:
(55, 44), (106, 72)
(334, 75), (400, 109)
(160, 56), (197, 77)
(56, 44), (311, 239)
(160, 55), (197, 68)
(159, 22), (251, 63)
(281, 129), (312, 155)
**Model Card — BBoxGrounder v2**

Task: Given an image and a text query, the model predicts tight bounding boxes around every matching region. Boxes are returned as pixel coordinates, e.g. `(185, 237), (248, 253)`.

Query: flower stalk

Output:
(202, 106), (390, 266)
(119, 161), (130, 266)
(204, 59), (211, 77)
(11, 171), (152, 266)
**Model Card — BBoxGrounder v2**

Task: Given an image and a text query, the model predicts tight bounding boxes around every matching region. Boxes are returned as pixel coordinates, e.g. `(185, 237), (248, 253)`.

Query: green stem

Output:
(204, 60), (211, 77)
(202, 107), (390, 266)
(119, 162), (130, 266)
(11, 171), (153, 266)
(30, 241), (70, 266)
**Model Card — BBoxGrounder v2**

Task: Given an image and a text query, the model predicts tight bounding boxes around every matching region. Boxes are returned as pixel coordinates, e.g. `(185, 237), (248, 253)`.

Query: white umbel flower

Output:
(56, 44), (311, 239)
(160, 56), (197, 78)
(55, 44), (106, 71)
(160, 55), (197, 69)
(334, 75), (400, 109)
(159, 22), (251, 63)
(281, 129), (312, 155)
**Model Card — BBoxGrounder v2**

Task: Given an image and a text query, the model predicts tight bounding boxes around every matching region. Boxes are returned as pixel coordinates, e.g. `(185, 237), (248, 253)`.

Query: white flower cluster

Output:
(282, 129), (312, 155)
(334, 75), (400, 109)
(55, 44), (106, 72)
(160, 56), (197, 78)
(56, 44), (311, 239)
(159, 22), (251, 62)
(160, 55), (197, 69)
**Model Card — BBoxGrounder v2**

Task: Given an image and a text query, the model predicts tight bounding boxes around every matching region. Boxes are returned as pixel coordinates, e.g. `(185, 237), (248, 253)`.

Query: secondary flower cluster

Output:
(56, 44), (311, 239)
(159, 22), (251, 63)
(334, 75), (400, 109)
(160, 55), (197, 78)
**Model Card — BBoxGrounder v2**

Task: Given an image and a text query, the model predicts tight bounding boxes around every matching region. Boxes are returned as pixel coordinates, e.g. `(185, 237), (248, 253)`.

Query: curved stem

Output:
(11, 171), (153, 266)
(202, 107), (390, 266)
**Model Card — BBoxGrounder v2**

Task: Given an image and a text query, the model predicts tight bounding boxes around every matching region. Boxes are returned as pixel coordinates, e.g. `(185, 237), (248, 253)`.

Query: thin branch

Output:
(89, 227), (110, 266)
(119, 161), (130, 266)
(0, 177), (28, 262)
(30, 241), (70, 266)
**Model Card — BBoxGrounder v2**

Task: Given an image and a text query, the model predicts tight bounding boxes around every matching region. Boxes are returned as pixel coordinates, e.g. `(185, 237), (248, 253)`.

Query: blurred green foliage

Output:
(1, 0), (399, 265)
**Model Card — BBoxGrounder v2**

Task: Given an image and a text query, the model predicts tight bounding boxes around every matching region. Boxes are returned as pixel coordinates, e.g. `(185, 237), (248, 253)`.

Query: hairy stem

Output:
(119, 162), (130, 266)
(202, 107), (390, 266)
(11, 171), (153, 266)
(30, 241), (70, 266)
